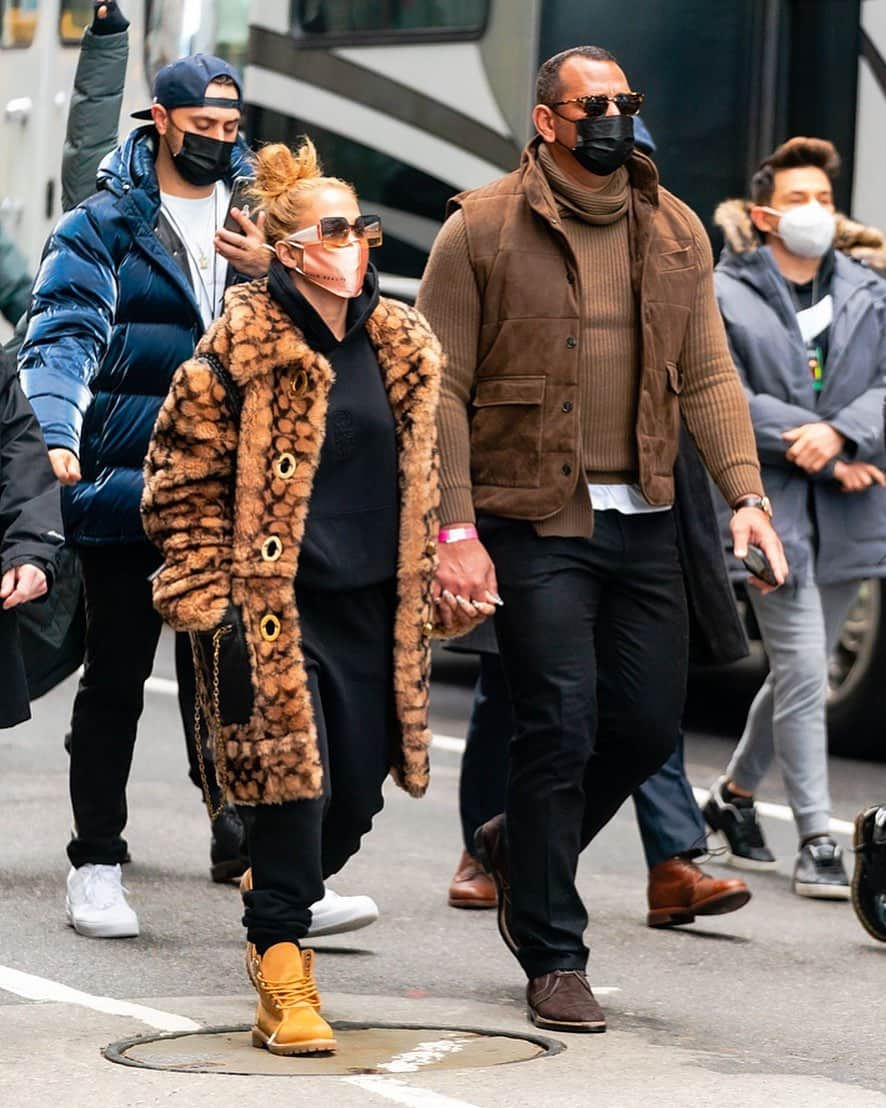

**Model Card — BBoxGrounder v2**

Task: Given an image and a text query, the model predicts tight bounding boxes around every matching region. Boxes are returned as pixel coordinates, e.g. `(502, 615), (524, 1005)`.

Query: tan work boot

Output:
(246, 941), (321, 1009)
(250, 942), (336, 1055)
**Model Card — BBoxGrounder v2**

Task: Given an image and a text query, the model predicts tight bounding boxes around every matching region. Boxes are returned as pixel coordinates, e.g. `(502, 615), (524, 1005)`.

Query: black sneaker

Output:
(793, 836), (850, 899)
(210, 804), (249, 884)
(851, 805), (886, 940)
(702, 776), (777, 871)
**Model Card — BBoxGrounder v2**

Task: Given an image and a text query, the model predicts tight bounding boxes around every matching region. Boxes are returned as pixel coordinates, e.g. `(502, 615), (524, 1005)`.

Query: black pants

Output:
(459, 653), (707, 870)
(241, 580), (397, 953)
(483, 511), (689, 979)
(67, 545), (203, 867)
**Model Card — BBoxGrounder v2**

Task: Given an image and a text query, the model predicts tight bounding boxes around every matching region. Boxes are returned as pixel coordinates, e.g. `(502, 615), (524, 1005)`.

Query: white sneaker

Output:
(307, 888), (379, 938)
(66, 864), (140, 938)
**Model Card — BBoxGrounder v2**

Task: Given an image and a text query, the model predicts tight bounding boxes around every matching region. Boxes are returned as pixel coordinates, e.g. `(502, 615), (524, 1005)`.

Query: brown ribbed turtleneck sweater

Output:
(418, 148), (761, 535)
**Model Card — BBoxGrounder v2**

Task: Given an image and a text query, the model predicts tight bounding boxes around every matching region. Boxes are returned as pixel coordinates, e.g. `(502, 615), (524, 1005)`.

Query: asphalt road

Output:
(1, 630), (884, 1107)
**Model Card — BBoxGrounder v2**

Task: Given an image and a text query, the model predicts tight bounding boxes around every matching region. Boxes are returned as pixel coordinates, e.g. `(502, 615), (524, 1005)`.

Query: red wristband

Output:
(438, 525), (479, 544)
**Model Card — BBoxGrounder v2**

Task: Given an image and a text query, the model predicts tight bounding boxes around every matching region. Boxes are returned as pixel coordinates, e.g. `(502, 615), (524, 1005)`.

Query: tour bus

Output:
(2, 0), (885, 757)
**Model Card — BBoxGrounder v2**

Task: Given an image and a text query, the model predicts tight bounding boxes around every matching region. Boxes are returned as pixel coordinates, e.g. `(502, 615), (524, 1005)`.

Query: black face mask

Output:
(168, 128), (234, 187)
(569, 114), (635, 176)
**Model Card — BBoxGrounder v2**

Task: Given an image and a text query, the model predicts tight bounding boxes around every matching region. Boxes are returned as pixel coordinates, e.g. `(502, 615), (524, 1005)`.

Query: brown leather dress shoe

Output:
(647, 856), (751, 928)
(473, 814), (517, 953)
(527, 970), (606, 1033)
(448, 850), (498, 909)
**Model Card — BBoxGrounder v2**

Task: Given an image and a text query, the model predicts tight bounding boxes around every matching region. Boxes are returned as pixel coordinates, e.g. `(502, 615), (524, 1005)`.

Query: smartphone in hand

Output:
(223, 176), (256, 234)
(741, 542), (780, 588)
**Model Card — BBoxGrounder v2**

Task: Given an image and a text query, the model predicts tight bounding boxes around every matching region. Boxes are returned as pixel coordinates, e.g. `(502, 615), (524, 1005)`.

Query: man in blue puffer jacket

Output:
(19, 54), (268, 938)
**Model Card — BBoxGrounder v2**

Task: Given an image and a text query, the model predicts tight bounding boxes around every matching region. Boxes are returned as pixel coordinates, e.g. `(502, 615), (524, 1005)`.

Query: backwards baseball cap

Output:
(132, 54), (242, 120)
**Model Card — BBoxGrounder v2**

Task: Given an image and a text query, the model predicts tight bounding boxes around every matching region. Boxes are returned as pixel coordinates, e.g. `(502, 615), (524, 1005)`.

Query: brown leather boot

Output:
(448, 849), (498, 909)
(527, 970), (606, 1033)
(473, 814), (517, 953)
(250, 943), (336, 1055)
(647, 856), (751, 928)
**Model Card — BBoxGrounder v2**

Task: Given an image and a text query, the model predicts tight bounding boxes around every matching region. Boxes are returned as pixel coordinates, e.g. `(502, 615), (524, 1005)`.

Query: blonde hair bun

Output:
(251, 139), (322, 206)
(249, 137), (356, 246)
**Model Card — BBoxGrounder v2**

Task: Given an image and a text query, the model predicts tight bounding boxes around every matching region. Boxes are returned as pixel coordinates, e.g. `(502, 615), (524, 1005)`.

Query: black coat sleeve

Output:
(0, 349), (64, 583)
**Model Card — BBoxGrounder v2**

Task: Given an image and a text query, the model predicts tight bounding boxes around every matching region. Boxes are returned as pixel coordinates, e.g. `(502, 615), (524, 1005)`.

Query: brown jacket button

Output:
(562, 463), (572, 476)
(562, 401), (574, 413)
(566, 336), (577, 349)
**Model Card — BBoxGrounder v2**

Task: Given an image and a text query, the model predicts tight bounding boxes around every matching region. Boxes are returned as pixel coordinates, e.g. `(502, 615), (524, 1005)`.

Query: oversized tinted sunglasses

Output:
(289, 215), (383, 249)
(551, 92), (644, 118)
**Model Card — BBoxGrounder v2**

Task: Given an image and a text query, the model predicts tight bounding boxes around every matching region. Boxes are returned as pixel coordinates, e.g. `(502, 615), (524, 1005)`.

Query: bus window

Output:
(295, 1), (487, 38)
(59, 0), (91, 44)
(0, 0), (38, 48)
(145, 0), (250, 81)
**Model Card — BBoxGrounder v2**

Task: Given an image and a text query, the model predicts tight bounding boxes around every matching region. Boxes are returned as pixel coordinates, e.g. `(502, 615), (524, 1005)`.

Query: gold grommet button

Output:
(425, 542), (436, 556)
(273, 452), (296, 480)
(261, 536), (283, 562)
(422, 621), (434, 637)
(260, 614), (281, 642)
(288, 370), (309, 398)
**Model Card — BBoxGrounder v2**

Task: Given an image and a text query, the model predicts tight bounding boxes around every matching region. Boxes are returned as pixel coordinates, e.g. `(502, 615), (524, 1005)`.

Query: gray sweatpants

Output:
(727, 579), (861, 840)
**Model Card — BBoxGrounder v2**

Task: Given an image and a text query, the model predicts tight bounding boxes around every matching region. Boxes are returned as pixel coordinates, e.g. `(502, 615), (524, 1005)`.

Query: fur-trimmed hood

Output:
(143, 281), (445, 804)
(714, 197), (886, 273)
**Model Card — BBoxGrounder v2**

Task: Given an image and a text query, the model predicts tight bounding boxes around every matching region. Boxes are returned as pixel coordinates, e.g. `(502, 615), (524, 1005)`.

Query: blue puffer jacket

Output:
(18, 125), (253, 545)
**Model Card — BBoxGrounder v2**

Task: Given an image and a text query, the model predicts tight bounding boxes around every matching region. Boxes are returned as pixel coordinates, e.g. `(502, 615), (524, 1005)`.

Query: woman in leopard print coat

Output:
(141, 139), (482, 1055)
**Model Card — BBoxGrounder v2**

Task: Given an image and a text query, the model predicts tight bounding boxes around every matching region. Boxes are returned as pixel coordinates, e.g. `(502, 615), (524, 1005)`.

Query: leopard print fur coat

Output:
(142, 280), (443, 805)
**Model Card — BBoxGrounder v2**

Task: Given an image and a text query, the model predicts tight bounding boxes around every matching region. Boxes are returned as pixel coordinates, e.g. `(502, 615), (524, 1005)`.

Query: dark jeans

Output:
(482, 511), (689, 978)
(67, 544), (201, 867)
(459, 654), (706, 871)
(241, 580), (397, 953)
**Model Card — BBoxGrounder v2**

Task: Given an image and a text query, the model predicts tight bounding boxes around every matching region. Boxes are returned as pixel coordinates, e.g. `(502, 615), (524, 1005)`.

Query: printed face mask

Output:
(292, 239), (369, 299)
(168, 128), (234, 187)
(569, 113), (635, 175)
(764, 200), (836, 259)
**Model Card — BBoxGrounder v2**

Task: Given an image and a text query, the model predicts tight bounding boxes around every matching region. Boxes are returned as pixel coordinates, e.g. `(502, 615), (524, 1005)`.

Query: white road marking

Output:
(376, 1035), (474, 1073)
(0, 964), (200, 1032)
(344, 1076), (482, 1108)
(144, 674), (179, 697)
(146, 681), (859, 838)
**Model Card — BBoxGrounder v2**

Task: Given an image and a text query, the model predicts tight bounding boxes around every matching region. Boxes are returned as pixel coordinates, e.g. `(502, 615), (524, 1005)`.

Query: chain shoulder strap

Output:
(190, 625), (231, 819)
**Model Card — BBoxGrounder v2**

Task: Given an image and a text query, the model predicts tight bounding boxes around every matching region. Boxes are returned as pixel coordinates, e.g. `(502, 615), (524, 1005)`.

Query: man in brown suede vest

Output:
(417, 45), (786, 1033)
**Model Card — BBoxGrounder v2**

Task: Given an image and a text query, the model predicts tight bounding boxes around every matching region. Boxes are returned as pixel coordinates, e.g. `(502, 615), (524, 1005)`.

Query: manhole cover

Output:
(105, 1021), (562, 1076)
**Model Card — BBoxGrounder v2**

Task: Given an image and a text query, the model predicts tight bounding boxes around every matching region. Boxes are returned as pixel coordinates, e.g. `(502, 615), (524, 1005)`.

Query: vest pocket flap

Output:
(666, 361), (684, 393)
(658, 244), (693, 271)
(473, 376), (546, 407)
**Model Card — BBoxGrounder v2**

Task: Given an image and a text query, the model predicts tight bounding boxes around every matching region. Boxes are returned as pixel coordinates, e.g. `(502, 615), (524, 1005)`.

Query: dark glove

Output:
(91, 1), (129, 35)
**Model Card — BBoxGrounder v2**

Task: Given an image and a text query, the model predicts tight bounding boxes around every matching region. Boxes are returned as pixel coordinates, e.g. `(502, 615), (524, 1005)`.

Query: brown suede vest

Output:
(450, 139), (704, 518)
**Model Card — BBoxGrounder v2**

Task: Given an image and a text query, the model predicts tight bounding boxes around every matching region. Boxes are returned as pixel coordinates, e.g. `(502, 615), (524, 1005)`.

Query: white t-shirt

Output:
(160, 182), (230, 328)
(587, 482), (671, 515)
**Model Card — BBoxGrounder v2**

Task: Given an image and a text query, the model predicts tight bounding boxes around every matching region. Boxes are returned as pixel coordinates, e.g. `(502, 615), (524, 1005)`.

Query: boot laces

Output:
(259, 971), (319, 1011)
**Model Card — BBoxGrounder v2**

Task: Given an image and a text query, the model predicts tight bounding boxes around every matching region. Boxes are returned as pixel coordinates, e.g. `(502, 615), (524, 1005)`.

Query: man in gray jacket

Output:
(703, 136), (886, 899)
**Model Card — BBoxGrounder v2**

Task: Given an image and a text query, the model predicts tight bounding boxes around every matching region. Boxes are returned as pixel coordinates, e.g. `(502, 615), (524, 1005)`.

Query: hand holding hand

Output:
(730, 507), (788, 594)
(49, 448), (81, 486)
(432, 533), (500, 630)
(215, 210), (269, 278)
(834, 460), (886, 492)
(783, 422), (845, 473)
(1, 564), (48, 609)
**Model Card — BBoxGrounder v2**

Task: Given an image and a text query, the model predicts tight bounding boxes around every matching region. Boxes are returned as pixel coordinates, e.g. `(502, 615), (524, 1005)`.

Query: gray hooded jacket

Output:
(714, 200), (886, 586)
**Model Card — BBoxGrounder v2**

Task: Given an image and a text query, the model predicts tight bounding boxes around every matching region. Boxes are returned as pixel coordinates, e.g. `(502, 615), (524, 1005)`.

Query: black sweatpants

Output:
(241, 579), (397, 952)
(482, 511), (689, 979)
(67, 544), (204, 867)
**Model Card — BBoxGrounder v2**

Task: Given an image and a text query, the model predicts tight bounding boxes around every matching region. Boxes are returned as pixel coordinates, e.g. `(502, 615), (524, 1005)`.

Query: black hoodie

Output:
(268, 261), (399, 590)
